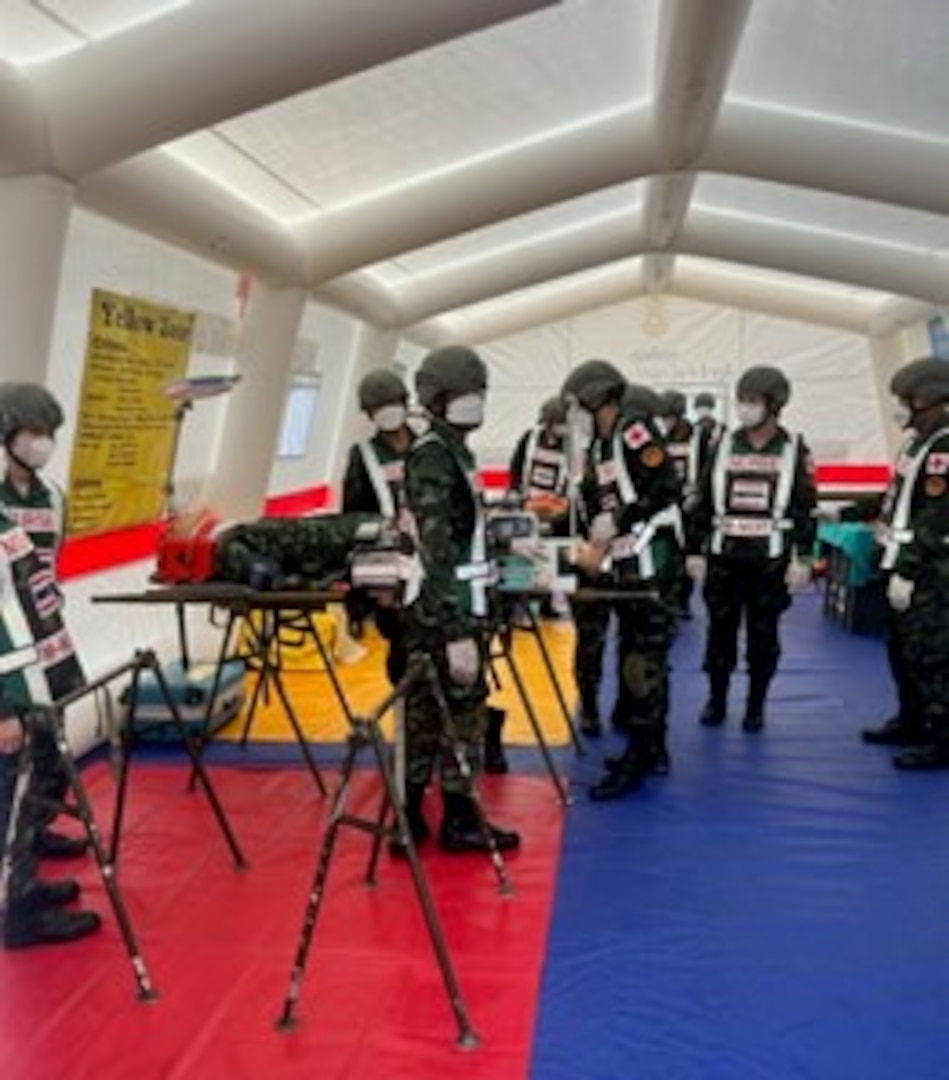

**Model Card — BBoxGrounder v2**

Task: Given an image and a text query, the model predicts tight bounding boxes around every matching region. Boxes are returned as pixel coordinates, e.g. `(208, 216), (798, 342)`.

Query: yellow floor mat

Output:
(221, 619), (579, 747)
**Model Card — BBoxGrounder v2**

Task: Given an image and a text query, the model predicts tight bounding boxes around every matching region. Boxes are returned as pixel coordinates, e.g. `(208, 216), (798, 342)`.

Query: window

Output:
(277, 373), (321, 459)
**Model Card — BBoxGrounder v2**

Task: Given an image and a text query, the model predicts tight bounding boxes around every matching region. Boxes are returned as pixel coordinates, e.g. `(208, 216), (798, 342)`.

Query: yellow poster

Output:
(67, 289), (195, 536)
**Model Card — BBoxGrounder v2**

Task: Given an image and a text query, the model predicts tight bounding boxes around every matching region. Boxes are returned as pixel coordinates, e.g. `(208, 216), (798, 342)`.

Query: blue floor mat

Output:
(531, 592), (949, 1080)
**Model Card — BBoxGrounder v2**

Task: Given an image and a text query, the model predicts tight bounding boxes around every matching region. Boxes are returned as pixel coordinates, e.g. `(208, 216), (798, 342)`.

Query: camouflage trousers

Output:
(573, 566), (678, 739)
(895, 561), (949, 738)
(571, 571), (611, 721)
(703, 556), (791, 681)
(0, 743), (39, 909)
(400, 615), (486, 793)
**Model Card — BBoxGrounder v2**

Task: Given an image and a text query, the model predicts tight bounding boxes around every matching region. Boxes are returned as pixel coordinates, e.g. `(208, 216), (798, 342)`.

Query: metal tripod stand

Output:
(2, 649), (248, 1001)
(276, 653), (488, 1048)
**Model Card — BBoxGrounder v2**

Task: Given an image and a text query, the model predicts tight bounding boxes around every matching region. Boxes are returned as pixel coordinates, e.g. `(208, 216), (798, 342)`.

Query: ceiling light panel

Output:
(371, 182), (645, 283)
(164, 134), (317, 223)
(694, 174), (949, 251)
(213, 1), (655, 210)
(728, 0), (949, 140)
(676, 255), (896, 308)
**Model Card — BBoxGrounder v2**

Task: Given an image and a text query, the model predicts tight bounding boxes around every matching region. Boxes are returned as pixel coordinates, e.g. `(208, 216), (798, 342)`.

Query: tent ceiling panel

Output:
(694, 175), (949, 252)
(728, 0), (949, 139)
(202, 1), (654, 213)
(3, 0), (948, 341)
(368, 182), (645, 284)
(1, 0), (185, 65)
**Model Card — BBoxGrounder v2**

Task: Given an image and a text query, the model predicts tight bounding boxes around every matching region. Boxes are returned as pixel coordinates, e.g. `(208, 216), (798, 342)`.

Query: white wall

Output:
(469, 295), (890, 468)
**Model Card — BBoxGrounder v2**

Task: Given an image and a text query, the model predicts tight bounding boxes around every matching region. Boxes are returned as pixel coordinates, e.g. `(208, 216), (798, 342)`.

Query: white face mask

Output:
(695, 406), (714, 421)
(736, 402), (767, 430)
(445, 392), (485, 429)
(892, 402), (914, 430)
(10, 432), (54, 470)
(372, 403), (407, 433)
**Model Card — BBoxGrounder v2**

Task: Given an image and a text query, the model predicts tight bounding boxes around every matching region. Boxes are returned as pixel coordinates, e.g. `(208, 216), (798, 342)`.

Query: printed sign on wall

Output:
(66, 289), (194, 536)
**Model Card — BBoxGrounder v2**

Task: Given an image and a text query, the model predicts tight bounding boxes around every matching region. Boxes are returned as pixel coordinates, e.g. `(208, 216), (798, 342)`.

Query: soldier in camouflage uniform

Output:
(0, 384), (88, 863)
(399, 346), (519, 852)
(570, 381), (667, 739)
(0, 463), (100, 947)
(687, 366), (817, 731)
(860, 357), (949, 769)
(563, 362), (682, 799)
(341, 369), (414, 683)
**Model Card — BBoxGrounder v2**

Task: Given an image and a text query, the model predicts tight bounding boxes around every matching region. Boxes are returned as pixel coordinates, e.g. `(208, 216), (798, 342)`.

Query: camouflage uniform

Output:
(690, 410), (817, 727)
(571, 383), (672, 738)
(0, 509), (99, 945)
(580, 413), (682, 755)
(0, 384), (86, 861)
(659, 392), (693, 618)
(214, 513), (376, 586)
(401, 417), (488, 793)
(563, 362), (682, 797)
(863, 356), (949, 768)
(341, 427), (413, 682)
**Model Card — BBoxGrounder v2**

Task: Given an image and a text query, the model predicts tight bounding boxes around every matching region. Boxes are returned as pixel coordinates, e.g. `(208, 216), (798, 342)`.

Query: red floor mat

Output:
(0, 760), (565, 1080)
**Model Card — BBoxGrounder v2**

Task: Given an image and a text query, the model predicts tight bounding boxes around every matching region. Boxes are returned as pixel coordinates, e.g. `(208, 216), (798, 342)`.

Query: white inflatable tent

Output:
(0, 0), (947, 749)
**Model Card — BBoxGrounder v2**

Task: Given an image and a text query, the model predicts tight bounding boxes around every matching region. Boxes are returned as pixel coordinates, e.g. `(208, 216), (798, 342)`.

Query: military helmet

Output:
(561, 359), (626, 412)
(0, 383), (64, 441)
(890, 356), (949, 407)
(660, 389), (687, 417)
(415, 345), (487, 410)
(538, 395), (567, 425)
(736, 365), (790, 410)
(357, 369), (407, 413)
(694, 391), (716, 409)
(621, 382), (664, 419)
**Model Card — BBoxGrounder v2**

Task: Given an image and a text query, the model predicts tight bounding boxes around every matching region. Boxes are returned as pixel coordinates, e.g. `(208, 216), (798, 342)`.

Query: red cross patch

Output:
(926, 452), (949, 475)
(623, 422), (651, 451)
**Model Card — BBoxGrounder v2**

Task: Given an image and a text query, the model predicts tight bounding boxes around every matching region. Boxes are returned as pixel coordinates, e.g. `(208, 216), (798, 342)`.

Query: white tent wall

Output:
(39, 210), (367, 755)
(469, 295), (889, 470)
(267, 301), (363, 502)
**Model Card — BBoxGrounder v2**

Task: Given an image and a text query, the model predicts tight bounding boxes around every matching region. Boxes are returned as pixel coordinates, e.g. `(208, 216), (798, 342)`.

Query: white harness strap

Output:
(358, 440), (396, 519)
(879, 425), (949, 570)
(711, 432), (798, 558)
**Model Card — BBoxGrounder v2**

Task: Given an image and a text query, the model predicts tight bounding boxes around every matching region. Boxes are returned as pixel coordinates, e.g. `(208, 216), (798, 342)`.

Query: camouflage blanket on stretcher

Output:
(213, 512), (380, 588)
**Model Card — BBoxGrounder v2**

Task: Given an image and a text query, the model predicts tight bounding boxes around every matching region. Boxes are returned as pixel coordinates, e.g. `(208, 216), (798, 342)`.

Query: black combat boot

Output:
(388, 783), (431, 857)
(590, 739), (650, 800)
(36, 829), (88, 860)
(438, 791), (520, 853)
(892, 734), (949, 771)
(699, 672), (730, 727)
(483, 707), (509, 774)
(4, 904), (101, 949)
(742, 671), (771, 733)
(861, 715), (926, 746)
(31, 879), (81, 908)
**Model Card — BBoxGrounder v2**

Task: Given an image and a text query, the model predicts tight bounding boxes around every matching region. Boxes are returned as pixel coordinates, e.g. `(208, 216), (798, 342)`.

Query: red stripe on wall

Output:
(58, 485), (334, 581)
(481, 463), (893, 490)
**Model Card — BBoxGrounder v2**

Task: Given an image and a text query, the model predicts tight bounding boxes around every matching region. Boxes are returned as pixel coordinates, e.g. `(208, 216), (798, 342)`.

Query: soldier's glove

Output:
(887, 573), (915, 613)
(446, 638), (480, 687)
(784, 557), (813, 591)
(685, 555), (707, 582)
(589, 512), (618, 545)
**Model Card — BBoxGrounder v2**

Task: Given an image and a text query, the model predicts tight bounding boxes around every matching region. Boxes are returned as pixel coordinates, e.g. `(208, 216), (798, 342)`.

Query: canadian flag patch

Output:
(623, 422), (651, 451)
(926, 452), (949, 475)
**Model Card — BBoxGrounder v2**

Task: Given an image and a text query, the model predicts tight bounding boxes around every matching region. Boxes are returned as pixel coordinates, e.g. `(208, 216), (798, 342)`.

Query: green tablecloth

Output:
(817, 522), (879, 587)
